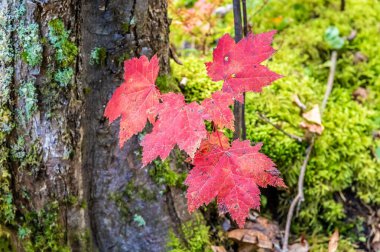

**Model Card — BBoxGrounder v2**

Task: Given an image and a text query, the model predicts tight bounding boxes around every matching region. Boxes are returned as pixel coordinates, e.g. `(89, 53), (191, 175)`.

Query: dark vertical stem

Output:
(233, 0), (243, 41)
(242, 0), (248, 36)
(241, 0), (247, 140)
(232, 0), (244, 140)
(340, 0), (345, 11)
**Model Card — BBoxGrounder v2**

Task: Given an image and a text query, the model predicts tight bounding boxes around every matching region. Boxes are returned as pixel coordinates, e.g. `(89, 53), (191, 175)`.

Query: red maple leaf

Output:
(185, 133), (286, 227)
(104, 55), (160, 147)
(205, 31), (282, 100)
(141, 93), (207, 166)
(201, 91), (234, 130)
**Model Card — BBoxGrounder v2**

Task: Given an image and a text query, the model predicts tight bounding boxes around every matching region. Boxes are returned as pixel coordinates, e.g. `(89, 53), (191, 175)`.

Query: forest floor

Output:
(168, 0), (380, 251)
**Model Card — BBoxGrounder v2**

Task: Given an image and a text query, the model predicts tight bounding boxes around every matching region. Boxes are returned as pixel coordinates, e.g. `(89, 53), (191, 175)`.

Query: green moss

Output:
(20, 201), (70, 252)
(243, 0), (380, 237)
(116, 51), (131, 66)
(171, 55), (221, 102)
(48, 19), (78, 68)
(11, 137), (42, 176)
(156, 75), (181, 93)
(133, 214), (146, 227)
(171, 0), (380, 247)
(167, 214), (211, 252)
(54, 68), (74, 87)
(0, 235), (14, 252)
(89, 47), (107, 66)
(0, 4), (16, 227)
(18, 23), (43, 67)
(121, 23), (130, 34)
(110, 179), (158, 219)
(149, 159), (186, 187)
(17, 81), (37, 124)
(38, 19), (78, 117)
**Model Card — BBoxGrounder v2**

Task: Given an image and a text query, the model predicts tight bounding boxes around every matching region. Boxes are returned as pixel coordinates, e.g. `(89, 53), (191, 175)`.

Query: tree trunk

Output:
(0, 0), (182, 251)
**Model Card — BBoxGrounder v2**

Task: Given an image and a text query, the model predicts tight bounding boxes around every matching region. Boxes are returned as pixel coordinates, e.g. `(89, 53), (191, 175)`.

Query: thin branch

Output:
(321, 51), (338, 114)
(242, 0), (248, 36)
(282, 137), (314, 250)
(292, 94), (307, 111)
(282, 51), (338, 251)
(232, 0), (245, 140)
(258, 112), (304, 143)
(233, 0), (243, 41)
(241, 0), (248, 139)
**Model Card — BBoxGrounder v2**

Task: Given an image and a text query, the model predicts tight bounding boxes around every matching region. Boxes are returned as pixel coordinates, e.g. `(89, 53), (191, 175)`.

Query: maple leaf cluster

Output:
(104, 31), (285, 227)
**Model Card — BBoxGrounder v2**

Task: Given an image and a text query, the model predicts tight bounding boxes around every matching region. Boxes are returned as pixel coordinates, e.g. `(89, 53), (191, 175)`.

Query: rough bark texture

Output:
(81, 0), (180, 251)
(0, 0), (183, 251)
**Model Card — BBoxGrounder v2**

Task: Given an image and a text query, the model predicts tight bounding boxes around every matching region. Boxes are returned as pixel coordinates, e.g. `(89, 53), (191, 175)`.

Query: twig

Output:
(242, 0), (248, 36)
(321, 51), (338, 114)
(292, 94), (307, 111)
(232, 0), (245, 140)
(233, 0), (243, 41)
(282, 51), (338, 251)
(241, 0), (248, 139)
(258, 112), (304, 143)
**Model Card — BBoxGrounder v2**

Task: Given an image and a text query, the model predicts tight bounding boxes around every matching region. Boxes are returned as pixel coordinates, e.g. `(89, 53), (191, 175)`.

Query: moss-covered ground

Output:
(169, 0), (380, 250)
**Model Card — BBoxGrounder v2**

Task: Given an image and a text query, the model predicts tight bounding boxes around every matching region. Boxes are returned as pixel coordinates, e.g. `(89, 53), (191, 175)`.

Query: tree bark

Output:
(0, 0), (180, 251)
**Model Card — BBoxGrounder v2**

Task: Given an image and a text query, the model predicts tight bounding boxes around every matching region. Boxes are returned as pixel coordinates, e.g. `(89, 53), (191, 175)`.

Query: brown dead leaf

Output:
(352, 87), (368, 103)
(301, 105), (324, 134)
(347, 30), (357, 41)
(288, 241), (309, 252)
(244, 216), (280, 240)
(328, 230), (339, 252)
(373, 131), (380, 139)
(228, 229), (273, 249)
(353, 52), (368, 64)
(300, 121), (324, 135)
(211, 245), (227, 252)
(302, 105), (322, 125)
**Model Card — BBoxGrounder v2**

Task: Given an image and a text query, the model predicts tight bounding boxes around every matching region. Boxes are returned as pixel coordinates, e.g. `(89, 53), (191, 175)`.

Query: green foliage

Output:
(167, 214), (211, 252)
(89, 47), (107, 66)
(18, 23), (43, 67)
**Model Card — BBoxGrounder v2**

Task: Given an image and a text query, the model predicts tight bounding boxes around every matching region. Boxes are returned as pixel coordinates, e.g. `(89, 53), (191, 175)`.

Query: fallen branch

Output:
(282, 51), (338, 251)
(257, 112), (304, 143)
